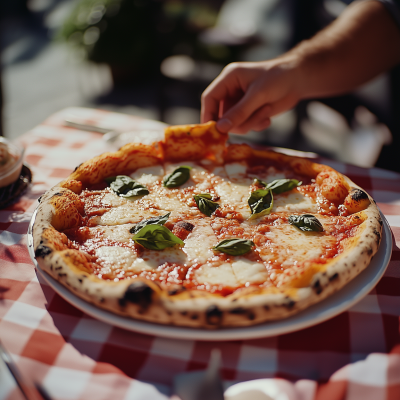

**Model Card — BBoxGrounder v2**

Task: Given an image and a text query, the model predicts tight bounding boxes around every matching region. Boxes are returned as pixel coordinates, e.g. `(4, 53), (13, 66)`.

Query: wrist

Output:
(284, 42), (316, 100)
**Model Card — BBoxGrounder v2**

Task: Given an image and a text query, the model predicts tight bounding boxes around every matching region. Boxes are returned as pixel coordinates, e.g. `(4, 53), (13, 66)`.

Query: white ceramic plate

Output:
(27, 210), (392, 341)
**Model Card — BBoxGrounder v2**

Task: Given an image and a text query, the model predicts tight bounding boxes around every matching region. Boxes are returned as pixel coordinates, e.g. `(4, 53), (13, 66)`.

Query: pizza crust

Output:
(33, 122), (382, 328)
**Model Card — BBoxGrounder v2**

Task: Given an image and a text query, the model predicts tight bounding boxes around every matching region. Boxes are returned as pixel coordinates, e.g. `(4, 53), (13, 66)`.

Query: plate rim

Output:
(27, 209), (392, 341)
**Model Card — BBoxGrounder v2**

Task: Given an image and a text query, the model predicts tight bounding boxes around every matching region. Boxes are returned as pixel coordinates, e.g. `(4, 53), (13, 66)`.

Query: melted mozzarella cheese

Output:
(232, 258), (269, 284)
(195, 263), (239, 287)
(145, 189), (190, 213)
(128, 248), (188, 273)
(183, 221), (217, 263)
(141, 247), (188, 266)
(248, 166), (286, 183)
(91, 205), (163, 226)
(98, 224), (134, 242)
(95, 246), (136, 268)
(273, 191), (318, 213)
(130, 165), (164, 185)
(258, 224), (336, 269)
(100, 192), (128, 207)
(224, 162), (252, 184)
(212, 166), (229, 180)
(215, 181), (251, 218)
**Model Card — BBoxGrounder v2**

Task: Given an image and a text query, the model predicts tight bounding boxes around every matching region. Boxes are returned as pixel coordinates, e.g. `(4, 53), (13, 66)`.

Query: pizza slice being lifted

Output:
(33, 121), (382, 328)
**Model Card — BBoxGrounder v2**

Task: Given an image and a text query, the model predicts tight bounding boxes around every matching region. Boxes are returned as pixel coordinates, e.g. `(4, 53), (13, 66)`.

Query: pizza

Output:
(32, 121), (382, 328)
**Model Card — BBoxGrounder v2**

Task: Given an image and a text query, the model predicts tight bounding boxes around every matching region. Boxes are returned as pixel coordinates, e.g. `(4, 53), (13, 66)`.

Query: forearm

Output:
(291, 0), (400, 99)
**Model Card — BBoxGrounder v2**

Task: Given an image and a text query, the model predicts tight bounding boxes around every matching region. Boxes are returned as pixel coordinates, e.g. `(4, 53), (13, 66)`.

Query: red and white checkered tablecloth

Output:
(1, 107), (399, 400)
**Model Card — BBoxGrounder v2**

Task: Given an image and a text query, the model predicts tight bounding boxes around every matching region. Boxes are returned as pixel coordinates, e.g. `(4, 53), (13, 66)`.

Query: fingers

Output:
(201, 94), (220, 124)
(229, 103), (272, 134)
(201, 67), (237, 123)
(201, 60), (299, 133)
(215, 85), (270, 133)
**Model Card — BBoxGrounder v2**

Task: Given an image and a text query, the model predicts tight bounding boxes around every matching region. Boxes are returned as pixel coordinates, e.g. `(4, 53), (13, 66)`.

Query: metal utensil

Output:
(64, 120), (115, 135)
(0, 340), (50, 400)
(173, 349), (225, 400)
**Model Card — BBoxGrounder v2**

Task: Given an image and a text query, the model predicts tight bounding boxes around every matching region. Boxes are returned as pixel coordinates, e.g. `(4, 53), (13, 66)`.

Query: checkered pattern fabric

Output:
(0, 108), (399, 400)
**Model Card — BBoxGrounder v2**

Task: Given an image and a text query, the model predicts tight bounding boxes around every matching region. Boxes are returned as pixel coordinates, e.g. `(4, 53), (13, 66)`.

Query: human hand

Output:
(201, 58), (302, 134)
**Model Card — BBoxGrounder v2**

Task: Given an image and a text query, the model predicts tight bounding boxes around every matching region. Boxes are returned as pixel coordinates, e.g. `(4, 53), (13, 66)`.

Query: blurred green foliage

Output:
(59, 0), (230, 75)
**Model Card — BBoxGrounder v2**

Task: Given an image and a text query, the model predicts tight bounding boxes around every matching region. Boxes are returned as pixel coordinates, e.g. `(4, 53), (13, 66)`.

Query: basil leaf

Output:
(163, 166), (192, 188)
(288, 214), (324, 232)
(253, 178), (267, 187)
(129, 213), (171, 235)
(105, 175), (149, 198)
(132, 225), (184, 250)
(213, 238), (254, 256)
(253, 178), (301, 194)
(266, 179), (301, 194)
(248, 189), (273, 218)
(193, 193), (220, 217)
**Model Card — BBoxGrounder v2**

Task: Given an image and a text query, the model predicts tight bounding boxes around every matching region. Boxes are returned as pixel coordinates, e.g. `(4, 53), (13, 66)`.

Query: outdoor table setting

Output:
(0, 107), (399, 400)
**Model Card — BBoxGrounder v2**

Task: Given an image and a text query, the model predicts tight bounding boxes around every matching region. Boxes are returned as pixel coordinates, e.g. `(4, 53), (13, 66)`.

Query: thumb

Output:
(216, 88), (267, 133)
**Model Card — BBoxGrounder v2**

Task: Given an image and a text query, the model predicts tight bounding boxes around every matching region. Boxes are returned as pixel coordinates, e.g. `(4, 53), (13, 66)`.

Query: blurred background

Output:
(1, 0), (399, 171)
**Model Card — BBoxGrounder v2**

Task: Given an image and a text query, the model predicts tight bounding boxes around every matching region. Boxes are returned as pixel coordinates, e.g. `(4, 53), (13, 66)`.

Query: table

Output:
(1, 107), (399, 400)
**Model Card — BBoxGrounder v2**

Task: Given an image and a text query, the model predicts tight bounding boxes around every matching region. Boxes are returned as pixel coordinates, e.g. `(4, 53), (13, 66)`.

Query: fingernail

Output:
(216, 118), (233, 133)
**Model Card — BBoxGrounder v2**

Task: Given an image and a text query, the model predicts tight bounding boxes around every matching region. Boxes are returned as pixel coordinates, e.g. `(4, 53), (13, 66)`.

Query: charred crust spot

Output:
(78, 279), (83, 283)
(230, 307), (246, 315)
(191, 314), (198, 320)
(373, 228), (381, 242)
(74, 163), (83, 172)
(206, 305), (223, 326)
(367, 248), (373, 256)
(248, 312), (255, 321)
(175, 221), (195, 232)
(351, 189), (368, 202)
(168, 286), (187, 296)
(264, 305), (270, 311)
(180, 311), (188, 316)
(35, 245), (52, 258)
(38, 195), (42, 203)
(51, 192), (62, 198)
(100, 298), (105, 303)
(58, 273), (66, 278)
(284, 298), (295, 309)
(119, 281), (153, 309)
(55, 266), (62, 271)
(313, 280), (323, 295)
(329, 273), (339, 282)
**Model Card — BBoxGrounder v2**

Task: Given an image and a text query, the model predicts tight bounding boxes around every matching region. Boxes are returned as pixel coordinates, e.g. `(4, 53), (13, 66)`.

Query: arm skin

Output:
(201, 0), (400, 134)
